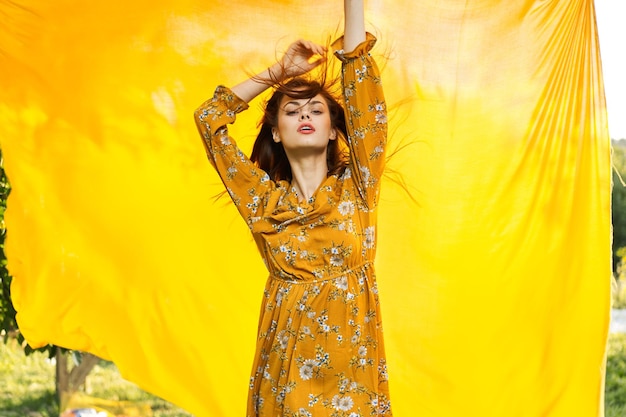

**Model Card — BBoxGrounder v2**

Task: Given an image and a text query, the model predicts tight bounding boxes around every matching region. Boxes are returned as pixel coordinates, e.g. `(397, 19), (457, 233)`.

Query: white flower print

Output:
(246, 196), (259, 213)
(339, 378), (349, 391)
(299, 359), (317, 381)
(372, 145), (384, 158)
(298, 408), (312, 417)
(349, 413), (360, 417)
(358, 346), (367, 357)
(355, 65), (367, 82)
(330, 255), (343, 267)
(337, 220), (356, 233)
(335, 276), (349, 291)
(219, 134), (231, 145)
(364, 226), (375, 249)
(378, 359), (389, 380)
(375, 112), (387, 124)
(359, 165), (371, 184)
(315, 347), (331, 366)
(338, 200), (355, 216)
(332, 394), (354, 411)
(277, 330), (289, 350)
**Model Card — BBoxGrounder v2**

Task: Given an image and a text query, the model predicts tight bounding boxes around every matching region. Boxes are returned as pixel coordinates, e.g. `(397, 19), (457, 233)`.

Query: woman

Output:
(194, 1), (391, 415)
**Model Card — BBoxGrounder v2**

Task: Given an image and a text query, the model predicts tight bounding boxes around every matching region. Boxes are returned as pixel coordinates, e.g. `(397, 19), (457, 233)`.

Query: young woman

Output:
(194, 1), (391, 415)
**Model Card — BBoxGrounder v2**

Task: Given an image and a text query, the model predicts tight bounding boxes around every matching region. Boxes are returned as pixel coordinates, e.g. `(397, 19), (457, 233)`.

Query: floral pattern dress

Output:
(194, 34), (391, 417)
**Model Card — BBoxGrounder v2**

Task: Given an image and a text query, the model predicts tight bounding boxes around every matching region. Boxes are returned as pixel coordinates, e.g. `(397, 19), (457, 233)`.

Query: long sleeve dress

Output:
(194, 35), (392, 417)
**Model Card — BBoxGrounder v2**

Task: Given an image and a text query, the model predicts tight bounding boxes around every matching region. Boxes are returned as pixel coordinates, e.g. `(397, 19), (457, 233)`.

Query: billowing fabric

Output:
(0, 1), (611, 417)
(194, 36), (391, 416)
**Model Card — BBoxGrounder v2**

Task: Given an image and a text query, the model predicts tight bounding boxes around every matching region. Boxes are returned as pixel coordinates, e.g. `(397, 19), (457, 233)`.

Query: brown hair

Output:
(250, 77), (348, 182)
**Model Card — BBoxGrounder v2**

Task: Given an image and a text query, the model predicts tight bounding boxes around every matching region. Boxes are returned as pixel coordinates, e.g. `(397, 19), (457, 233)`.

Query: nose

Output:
(299, 110), (310, 120)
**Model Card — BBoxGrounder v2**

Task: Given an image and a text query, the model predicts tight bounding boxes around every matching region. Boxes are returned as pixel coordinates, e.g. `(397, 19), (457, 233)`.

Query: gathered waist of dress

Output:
(269, 261), (373, 284)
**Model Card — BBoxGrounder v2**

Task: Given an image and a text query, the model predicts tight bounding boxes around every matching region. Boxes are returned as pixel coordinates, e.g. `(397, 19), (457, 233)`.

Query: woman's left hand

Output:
(275, 39), (327, 80)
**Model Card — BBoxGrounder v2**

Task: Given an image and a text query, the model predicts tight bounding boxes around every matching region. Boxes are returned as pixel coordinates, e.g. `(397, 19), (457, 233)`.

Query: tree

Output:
(612, 139), (626, 273)
(0, 151), (99, 405)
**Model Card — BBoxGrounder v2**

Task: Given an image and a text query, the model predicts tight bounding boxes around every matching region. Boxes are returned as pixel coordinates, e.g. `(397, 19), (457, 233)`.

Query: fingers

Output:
(296, 39), (327, 57)
(279, 39), (327, 78)
(288, 39), (327, 59)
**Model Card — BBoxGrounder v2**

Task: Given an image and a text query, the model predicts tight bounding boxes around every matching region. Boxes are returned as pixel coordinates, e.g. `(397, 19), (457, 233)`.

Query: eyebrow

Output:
(282, 100), (326, 108)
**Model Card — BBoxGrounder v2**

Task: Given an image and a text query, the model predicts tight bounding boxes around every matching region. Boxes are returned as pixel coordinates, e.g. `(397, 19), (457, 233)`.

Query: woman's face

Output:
(273, 94), (337, 156)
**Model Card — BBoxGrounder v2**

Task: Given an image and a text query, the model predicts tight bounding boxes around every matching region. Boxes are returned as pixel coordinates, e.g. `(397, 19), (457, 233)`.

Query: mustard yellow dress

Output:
(194, 36), (391, 417)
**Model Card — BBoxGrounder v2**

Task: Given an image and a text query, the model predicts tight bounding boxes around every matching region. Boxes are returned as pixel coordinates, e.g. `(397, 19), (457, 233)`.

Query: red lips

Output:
(297, 123), (315, 134)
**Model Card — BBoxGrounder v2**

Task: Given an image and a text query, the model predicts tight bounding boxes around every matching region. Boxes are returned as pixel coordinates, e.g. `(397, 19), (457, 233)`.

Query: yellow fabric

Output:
(0, 1), (611, 416)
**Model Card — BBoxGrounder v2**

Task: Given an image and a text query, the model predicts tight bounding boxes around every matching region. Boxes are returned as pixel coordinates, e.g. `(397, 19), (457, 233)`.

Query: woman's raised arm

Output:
(343, 0), (366, 53)
(230, 40), (327, 103)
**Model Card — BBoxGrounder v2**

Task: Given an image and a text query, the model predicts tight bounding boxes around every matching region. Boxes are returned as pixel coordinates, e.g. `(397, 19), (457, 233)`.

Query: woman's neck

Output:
(289, 154), (328, 202)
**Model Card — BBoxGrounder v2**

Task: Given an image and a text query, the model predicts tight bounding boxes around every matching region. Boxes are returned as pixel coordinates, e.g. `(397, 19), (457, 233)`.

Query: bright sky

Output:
(596, 0), (626, 140)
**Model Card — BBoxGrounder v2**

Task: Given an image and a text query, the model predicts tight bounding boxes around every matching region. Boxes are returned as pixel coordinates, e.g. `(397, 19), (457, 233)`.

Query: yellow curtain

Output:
(0, 0), (611, 416)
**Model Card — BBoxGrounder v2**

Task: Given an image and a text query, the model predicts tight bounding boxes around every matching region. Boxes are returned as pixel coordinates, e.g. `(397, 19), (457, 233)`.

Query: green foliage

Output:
(612, 140), (626, 272)
(0, 152), (17, 340)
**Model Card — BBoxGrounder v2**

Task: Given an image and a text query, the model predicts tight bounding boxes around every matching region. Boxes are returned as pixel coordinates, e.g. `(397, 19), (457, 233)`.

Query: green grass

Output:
(3, 335), (626, 416)
(606, 333), (626, 416)
(0, 338), (193, 417)
(0, 338), (57, 417)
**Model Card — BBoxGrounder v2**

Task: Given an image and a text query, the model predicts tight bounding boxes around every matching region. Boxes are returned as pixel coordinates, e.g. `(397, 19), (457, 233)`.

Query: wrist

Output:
(266, 63), (286, 84)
